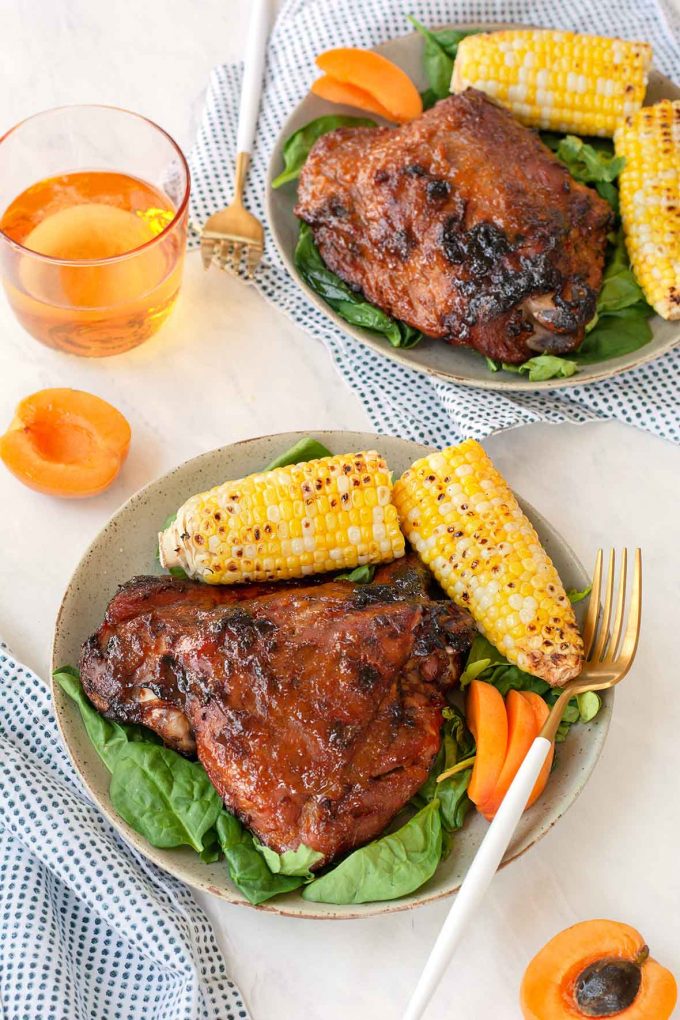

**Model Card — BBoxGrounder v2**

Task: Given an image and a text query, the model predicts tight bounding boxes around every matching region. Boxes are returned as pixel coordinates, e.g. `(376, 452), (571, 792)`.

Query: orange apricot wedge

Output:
(466, 679), (508, 810)
(311, 75), (398, 121)
(0, 388), (131, 498)
(521, 919), (678, 1019)
(315, 47), (423, 122)
(481, 689), (538, 819)
(521, 691), (555, 809)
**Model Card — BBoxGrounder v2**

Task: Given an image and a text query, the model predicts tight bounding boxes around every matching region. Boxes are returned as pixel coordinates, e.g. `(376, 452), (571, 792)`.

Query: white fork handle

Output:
(403, 736), (552, 1020)
(236, 0), (270, 155)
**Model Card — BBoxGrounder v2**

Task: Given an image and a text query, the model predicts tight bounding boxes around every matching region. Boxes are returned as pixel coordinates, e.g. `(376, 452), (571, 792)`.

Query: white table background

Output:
(2, 1), (680, 1017)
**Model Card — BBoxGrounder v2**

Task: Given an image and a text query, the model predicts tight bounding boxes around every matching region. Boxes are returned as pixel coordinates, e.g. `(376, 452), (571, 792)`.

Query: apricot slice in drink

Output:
(521, 919), (677, 1019)
(0, 388), (131, 498)
(315, 48), (423, 121)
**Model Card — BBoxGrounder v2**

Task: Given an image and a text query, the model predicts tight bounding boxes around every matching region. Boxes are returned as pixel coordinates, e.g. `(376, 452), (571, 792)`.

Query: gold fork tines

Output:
(200, 152), (264, 280)
(542, 548), (642, 743)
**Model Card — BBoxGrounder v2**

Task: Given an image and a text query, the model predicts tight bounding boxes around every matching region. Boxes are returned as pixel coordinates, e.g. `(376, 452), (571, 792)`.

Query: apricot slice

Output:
(521, 919), (677, 1019)
(466, 680), (508, 810)
(482, 689), (538, 819)
(311, 75), (397, 121)
(521, 691), (555, 809)
(0, 388), (131, 498)
(315, 48), (423, 122)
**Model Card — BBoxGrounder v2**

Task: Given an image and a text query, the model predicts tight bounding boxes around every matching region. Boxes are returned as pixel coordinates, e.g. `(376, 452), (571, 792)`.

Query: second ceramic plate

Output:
(266, 23), (680, 391)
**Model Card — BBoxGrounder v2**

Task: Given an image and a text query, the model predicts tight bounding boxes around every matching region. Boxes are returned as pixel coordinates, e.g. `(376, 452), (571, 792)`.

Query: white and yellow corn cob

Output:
(614, 99), (680, 320)
(451, 30), (652, 137)
(393, 439), (583, 686)
(159, 451), (405, 584)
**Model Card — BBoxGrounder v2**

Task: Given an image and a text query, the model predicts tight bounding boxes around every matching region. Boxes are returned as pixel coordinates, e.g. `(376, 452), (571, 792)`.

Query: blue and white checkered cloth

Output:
(190, 0), (680, 446)
(0, 645), (250, 1020)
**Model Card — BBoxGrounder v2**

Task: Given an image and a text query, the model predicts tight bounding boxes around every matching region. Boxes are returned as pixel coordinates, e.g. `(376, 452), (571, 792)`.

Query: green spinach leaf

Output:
(596, 232), (648, 314)
(335, 564), (376, 583)
(254, 841), (323, 878)
(264, 437), (333, 470)
(554, 135), (625, 188)
(272, 115), (376, 188)
(303, 798), (442, 903)
(295, 223), (424, 348)
(216, 812), (304, 904)
(408, 17), (477, 100)
(109, 744), (222, 852)
(54, 667), (159, 772)
(516, 355), (578, 382)
(416, 706), (474, 833)
(573, 306), (653, 365)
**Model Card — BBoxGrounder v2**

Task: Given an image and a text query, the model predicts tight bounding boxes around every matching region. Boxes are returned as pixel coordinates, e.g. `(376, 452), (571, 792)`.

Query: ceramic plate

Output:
(52, 431), (611, 918)
(266, 23), (680, 391)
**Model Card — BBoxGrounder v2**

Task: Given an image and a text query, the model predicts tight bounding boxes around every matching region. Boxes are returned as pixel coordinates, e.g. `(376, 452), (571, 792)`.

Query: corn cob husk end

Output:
(393, 439), (584, 688)
(158, 525), (182, 571)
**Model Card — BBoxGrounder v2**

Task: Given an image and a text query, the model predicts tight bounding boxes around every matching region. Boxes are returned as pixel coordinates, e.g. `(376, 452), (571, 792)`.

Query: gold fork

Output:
(541, 548), (641, 742)
(200, 0), (268, 278)
(404, 548), (642, 1020)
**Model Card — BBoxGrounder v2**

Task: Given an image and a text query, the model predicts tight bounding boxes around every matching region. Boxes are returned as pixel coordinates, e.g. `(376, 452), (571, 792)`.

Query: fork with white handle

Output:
(403, 549), (642, 1020)
(200, 0), (269, 277)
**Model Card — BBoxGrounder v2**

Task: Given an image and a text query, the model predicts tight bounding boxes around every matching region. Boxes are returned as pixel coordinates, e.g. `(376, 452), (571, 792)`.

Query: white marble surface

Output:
(2, 2), (680, 1017)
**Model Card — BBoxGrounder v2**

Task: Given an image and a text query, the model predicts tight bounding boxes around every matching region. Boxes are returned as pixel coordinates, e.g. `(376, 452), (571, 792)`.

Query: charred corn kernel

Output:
(451, 30), (652, 137)
(614, 100), (680, 320)
(159, 451), (405, 583)
(393, 440), (583, 686)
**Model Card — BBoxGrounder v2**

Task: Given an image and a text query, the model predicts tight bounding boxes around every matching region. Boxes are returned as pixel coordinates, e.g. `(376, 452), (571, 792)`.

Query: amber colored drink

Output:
(0, 170), (186, 355)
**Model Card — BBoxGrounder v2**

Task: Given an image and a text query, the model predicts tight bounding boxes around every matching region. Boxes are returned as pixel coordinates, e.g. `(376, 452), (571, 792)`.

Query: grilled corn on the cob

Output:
(393, 439), (583, 686)
(614, 99), (680, 320)
(159, 451), (405, 584)
(451, 30), (652, 137)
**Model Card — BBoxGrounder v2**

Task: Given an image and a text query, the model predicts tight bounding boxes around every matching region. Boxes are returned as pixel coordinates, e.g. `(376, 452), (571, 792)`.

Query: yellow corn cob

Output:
(451, 30), (652, 137)
(392, 439), (583, 686)
(614, 100), (680, 320)
(159, 451), (405, 584)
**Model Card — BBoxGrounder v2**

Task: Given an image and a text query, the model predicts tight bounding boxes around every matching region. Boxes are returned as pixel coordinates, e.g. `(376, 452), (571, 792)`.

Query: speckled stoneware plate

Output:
(266, 23), (680, 392)
(52, 431), (612, 919)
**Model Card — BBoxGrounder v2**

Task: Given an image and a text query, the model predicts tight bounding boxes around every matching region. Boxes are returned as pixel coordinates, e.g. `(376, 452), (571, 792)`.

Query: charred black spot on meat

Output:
(357, 664), (382, 690)
(426, 178), (451, 201)
(442, 221), (511, 276)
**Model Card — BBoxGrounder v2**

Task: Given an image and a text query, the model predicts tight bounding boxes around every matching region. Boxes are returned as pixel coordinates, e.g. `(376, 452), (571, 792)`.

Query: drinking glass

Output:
(0, 105), (190, 356)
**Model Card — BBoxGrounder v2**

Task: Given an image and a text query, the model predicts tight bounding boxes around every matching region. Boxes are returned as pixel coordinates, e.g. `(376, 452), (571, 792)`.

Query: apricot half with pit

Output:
(521, 919), (677, 1019)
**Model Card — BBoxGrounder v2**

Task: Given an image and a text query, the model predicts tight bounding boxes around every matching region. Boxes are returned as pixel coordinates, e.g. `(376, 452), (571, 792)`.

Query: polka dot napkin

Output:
(0, 646), (249, 1020)
(189, 0), (680, 446)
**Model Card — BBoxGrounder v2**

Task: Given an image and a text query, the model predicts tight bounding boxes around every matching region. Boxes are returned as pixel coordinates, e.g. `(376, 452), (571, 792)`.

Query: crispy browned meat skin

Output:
(80, 556), (475, 865)
(295, 89), (613, 363)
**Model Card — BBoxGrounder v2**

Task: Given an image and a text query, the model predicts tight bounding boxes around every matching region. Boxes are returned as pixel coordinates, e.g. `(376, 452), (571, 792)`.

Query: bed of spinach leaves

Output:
(274, 16), (654, 379)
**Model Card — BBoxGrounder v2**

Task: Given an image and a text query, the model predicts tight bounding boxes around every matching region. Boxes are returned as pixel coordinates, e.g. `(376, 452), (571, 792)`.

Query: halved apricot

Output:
(466, 679), (508, 810)
(311, 75), (397, 121)
(315, 47), (423, 122)
(521, 919), (677, 1019)
(0, 388), (131, 498)
(482, 689), (538, 819)
(521, 691), (555, 809)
